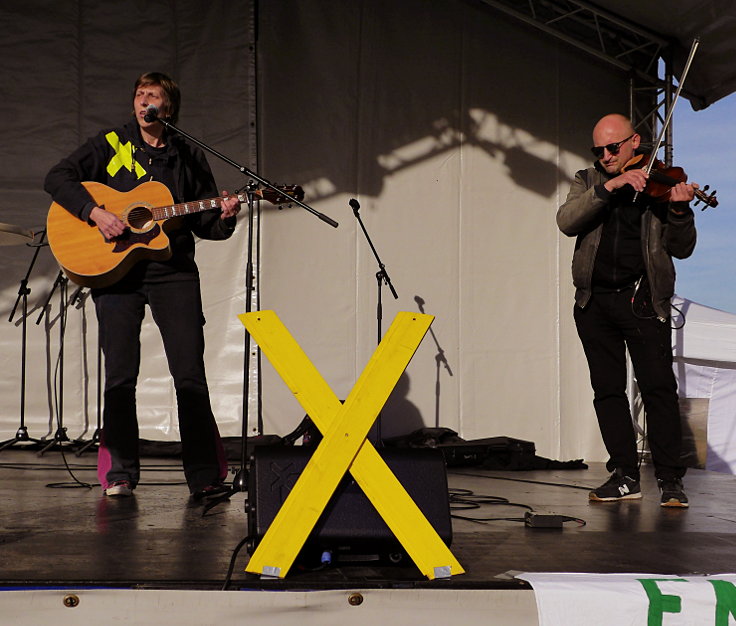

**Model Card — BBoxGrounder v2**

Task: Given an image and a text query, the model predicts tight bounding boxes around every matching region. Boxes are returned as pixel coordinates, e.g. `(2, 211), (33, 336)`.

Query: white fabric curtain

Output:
(1, 0), (642, 464)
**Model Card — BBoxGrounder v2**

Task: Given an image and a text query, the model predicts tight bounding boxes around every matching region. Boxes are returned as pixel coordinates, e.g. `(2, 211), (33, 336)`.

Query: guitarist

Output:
(44, 72), (241, 501)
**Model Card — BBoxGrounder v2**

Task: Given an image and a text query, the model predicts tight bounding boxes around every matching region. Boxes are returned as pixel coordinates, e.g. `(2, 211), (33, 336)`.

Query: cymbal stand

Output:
(36, 270), (71, 456)
(0, 232), (47, 452)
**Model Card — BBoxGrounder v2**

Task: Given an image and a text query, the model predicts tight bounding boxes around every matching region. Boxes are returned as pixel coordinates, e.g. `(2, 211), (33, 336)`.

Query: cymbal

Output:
(0, 222), (34, 246)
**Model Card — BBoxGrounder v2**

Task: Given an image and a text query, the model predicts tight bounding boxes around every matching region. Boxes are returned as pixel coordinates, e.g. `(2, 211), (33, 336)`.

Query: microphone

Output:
(143, 104), (159, 122)
(349, 198), (360, 211)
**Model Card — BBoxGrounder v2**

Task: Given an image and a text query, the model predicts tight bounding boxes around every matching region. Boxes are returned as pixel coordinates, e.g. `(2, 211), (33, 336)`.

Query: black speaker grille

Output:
(247, 446), (452, 557)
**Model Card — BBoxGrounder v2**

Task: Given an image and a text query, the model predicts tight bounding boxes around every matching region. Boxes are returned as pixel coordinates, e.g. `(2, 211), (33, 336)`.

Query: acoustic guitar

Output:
(47, 180), (303, 288)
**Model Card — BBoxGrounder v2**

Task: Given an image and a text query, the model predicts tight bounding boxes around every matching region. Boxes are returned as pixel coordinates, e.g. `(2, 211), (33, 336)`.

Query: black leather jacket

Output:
(557, 164), (697, 319)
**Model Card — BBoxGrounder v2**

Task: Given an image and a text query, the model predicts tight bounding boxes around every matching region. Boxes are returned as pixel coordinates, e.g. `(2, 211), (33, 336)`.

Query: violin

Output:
(621, 153), (719, 210)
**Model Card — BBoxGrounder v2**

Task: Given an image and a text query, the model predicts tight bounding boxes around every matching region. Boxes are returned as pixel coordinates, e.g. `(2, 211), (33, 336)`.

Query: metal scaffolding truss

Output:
(478, 0), (677, 159)
(478, 0), (667, 81)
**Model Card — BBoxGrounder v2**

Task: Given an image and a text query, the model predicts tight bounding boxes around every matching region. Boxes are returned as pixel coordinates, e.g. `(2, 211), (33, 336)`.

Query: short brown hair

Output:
(133, 72), (181, 124)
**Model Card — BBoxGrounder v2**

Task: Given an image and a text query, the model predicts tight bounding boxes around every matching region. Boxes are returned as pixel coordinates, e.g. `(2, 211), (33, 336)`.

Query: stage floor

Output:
(1, 447), (735, 591)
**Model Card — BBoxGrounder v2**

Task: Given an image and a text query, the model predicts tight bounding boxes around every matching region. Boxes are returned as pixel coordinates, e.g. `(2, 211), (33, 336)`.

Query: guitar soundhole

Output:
(127, 205), (154, 232)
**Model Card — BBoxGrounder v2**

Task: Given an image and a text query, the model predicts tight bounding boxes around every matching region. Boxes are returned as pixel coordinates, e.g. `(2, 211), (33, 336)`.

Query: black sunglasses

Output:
(591, 133), (634, 159)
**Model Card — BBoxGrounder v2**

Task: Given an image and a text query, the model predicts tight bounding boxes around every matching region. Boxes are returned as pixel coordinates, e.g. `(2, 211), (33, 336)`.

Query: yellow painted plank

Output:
(240, 311), (464, 579)
(242, 311), (429, 577)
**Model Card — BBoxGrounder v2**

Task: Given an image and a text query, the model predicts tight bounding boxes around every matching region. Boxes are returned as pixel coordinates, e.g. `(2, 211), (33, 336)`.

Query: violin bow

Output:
(634, 37), (700, 201)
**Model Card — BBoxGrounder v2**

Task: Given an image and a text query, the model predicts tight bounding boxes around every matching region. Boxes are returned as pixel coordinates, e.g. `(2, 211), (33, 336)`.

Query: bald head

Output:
(593, 114), (635, 143)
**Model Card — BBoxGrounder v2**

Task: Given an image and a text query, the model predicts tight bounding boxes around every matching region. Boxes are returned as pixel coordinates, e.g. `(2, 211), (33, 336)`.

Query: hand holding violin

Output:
(604, 168), (648, 194)
(604, 168), (697, 202)
(669, 181), (697, 203)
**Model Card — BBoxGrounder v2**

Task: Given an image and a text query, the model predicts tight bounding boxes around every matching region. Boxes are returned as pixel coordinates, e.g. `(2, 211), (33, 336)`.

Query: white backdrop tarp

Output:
(0, 0), (679, 466)
(253, 0), (627, 461)
(0, 1), (253, 442)
(672, 295), (736, 473)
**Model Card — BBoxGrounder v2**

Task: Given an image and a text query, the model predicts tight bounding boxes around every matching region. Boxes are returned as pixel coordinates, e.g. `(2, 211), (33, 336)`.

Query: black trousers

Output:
(574, 288), (685, 481)
(93, 279), (227, 492)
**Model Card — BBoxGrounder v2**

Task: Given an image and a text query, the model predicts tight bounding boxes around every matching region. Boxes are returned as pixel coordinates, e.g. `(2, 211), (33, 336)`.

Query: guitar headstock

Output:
(259, 185), (305, 206)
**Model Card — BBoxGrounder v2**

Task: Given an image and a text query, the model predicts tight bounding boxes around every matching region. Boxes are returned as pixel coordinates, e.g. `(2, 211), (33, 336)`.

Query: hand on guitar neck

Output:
(90, 189), (241, 240)
(218, 191), (241, 220)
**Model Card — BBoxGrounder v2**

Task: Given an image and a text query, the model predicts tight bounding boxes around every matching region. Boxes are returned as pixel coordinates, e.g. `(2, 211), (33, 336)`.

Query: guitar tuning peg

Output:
(703, 185), (709, 192)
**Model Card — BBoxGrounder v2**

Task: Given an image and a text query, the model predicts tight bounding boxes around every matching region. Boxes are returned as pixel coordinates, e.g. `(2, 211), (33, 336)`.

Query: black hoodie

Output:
(44, 119), (235, 284)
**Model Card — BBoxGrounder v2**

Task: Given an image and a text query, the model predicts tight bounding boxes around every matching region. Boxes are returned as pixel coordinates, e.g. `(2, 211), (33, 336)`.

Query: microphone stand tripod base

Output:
(0, 426), (43, 452)
(37, 427), (71, 456)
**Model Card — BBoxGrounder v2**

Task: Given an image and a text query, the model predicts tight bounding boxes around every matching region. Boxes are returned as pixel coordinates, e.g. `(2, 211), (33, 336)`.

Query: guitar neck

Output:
(150, 193), (248, 221)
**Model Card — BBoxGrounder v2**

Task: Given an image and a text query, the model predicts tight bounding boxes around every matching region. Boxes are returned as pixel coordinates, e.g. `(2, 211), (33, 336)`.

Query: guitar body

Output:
(47, 181), (178, 288)
(47, 180), (303, 288)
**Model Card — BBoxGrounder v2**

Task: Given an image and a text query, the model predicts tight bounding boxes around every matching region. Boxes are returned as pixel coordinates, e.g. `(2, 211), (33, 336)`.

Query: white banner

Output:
(517, 572), (736, 626)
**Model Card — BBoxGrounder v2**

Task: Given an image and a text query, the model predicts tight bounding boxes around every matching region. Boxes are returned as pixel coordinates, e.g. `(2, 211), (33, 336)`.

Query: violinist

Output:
(557, 113), (696, 508)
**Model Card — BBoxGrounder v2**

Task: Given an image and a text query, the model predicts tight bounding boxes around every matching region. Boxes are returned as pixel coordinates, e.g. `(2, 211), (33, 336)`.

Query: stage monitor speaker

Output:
(246, 446), (452, 563)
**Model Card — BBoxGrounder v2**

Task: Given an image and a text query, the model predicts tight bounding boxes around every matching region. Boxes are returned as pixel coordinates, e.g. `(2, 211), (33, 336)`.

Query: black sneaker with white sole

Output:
(589, 469), (642, 502)
(658, 478), (689, 508)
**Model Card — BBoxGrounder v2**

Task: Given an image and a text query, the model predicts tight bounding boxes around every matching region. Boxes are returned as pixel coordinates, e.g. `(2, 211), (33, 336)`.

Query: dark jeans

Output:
(93, 279), (227, 492)
(574, 288), (685, 481)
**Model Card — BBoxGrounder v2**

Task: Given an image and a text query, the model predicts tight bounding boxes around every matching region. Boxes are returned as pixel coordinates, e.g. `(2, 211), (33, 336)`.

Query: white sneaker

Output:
(105, 481), (134, 497)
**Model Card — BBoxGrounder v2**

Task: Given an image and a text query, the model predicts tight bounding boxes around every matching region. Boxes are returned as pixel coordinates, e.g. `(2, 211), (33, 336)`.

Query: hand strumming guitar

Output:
(90, 206), (126, 240)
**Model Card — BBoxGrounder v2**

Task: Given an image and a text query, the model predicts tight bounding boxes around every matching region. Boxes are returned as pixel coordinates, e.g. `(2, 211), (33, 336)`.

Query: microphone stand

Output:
(146, 111), (339, 499)
(73, 289), (103, 456)
(349, 198), (398, 444)
(147, 110), (338, 229)
(414, 296), (453, 427)
(36, 270), (72, 455)
(236, 183), (259, 493)
(0, 232), (47, 452)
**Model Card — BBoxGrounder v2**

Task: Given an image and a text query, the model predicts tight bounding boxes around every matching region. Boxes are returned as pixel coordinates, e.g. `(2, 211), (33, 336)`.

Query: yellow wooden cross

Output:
(239, 310), (464, 580)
